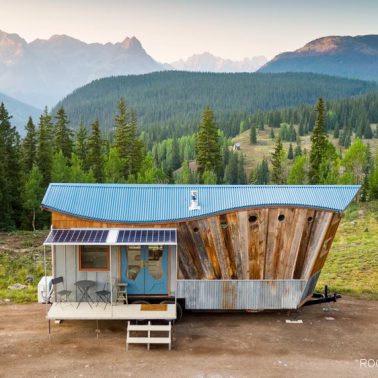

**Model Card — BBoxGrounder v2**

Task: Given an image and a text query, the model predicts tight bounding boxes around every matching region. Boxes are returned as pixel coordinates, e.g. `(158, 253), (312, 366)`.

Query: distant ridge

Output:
(0, 92), (41, 135)
(171, 52), (267, 72)
(259, 35), (378, 82)
(53, 71), (378, 140)
(0, 30), (166, 108)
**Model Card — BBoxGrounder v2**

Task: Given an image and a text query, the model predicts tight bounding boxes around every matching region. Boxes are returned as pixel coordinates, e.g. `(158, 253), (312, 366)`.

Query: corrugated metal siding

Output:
(300, 271), (321, 302)
(177, 279), (308, 310)
(41, 184), (360, 223)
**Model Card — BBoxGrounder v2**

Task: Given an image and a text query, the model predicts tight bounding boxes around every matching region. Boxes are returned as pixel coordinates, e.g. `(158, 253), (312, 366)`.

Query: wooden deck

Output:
(46, 303), (177, 320)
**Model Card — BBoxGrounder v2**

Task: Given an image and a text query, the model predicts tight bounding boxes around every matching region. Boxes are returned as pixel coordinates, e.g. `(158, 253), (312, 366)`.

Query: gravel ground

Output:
(1, 296), (378, 378)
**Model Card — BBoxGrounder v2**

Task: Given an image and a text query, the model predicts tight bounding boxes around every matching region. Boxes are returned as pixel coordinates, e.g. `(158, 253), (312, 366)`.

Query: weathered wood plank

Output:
(188, 220), (215, 279)
(208, 217), (231, 279)
(197, 219), (222, 279)
(248, 209), (268, 279)
(282, 209), (308, 279)
(237, 211), (249, 279)
(264, 208), (280, 279)
(311, 213), (342, 275)
(301, 211), (334, 279)
(225, 212), (243, 279)
(219, 214), (238, 278)
(177, 223), (203, 279)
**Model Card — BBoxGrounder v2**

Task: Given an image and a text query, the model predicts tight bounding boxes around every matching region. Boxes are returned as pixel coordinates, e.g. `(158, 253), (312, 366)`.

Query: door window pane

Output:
(146, 246), (164, 280)
(127, 246), (142, 280)
(80, 246), (109, 270)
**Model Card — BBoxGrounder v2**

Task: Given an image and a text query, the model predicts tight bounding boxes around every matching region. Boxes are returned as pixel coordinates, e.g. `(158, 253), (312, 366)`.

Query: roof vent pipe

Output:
(189, 190), (201, 210)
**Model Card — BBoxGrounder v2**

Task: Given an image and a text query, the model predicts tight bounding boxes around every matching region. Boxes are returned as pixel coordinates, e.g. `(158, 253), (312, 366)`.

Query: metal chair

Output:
(51, 276), (72, 306)
(96, 277), (115, 309)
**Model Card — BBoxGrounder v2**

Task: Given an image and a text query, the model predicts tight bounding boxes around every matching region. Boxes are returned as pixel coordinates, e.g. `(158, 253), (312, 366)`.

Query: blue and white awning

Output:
(44, 228), (177, 246)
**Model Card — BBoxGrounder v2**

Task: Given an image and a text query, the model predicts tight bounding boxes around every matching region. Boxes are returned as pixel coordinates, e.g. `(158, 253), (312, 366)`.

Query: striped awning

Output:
(44, 228), (177, 246)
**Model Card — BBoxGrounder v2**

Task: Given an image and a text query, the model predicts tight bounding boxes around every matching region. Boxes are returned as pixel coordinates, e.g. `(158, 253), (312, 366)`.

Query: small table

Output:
(75, 280), (96, 309)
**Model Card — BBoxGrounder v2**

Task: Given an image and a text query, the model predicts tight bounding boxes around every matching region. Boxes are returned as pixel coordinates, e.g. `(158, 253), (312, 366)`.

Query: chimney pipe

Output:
(189, 190), (200, 210)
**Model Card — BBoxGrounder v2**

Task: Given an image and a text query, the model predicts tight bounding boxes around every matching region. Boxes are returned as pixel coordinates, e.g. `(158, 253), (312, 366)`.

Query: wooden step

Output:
(126, 321), (172, 351)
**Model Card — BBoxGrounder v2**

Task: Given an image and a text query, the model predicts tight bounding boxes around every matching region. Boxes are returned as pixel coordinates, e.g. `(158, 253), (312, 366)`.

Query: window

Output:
(79, 246), (109, 271)
(146, 246), (164, 280)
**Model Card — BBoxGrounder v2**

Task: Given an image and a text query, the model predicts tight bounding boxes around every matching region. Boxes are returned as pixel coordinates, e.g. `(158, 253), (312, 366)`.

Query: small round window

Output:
(249, 215), (257, 223)
(308, 216), (313, 223)
(278, 214), (285, 222)
(193, 227), (199, 233)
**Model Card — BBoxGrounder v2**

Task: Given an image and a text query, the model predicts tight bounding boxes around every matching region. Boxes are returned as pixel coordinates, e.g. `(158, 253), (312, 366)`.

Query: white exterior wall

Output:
(53, 245), (176, 300)
(53, 245), (119, 302)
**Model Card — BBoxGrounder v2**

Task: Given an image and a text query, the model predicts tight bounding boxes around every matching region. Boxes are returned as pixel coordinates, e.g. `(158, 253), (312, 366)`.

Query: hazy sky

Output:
(1, 0), (377, 62)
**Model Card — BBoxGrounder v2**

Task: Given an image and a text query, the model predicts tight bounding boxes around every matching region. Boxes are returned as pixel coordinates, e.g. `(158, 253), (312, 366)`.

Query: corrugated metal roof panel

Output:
(41, 184), (360, 223)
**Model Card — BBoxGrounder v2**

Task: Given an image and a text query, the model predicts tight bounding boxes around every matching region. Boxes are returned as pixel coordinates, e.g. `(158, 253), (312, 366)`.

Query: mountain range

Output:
(170, 52), (267, 72)
(259, 35), (378, 81)
(0, 30), (165, 108)
(0, 91), (41, 135)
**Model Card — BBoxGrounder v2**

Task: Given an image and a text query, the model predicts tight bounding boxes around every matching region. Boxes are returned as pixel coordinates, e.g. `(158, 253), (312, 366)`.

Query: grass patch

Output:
(317, 201), (378, 300)
(0, 231), (51, 303)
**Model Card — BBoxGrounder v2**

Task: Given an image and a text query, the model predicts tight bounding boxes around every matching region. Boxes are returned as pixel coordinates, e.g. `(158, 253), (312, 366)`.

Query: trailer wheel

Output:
(160, 300), (183, 322)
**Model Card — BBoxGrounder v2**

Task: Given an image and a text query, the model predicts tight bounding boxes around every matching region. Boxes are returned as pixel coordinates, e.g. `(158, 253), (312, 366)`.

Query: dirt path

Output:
(1, 296), (378, 378)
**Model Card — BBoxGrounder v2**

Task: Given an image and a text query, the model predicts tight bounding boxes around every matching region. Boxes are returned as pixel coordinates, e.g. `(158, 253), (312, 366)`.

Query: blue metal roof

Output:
(41, 184), (360, 223)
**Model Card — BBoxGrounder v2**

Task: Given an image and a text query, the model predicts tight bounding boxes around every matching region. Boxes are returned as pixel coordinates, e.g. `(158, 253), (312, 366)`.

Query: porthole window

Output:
(308, 216), (313, 223)
(193, 227), (199, 233)
(220, 219), (228, 229)
(278, 214), (285, 222)
(249, 215), (257, 223)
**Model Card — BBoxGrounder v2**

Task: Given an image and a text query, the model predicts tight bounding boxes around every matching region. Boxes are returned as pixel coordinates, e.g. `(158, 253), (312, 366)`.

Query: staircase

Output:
(126, 320), (172, 351)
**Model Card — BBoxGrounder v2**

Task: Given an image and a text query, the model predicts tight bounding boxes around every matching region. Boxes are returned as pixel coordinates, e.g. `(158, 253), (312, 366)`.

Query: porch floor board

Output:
(46, 303), (176, 320)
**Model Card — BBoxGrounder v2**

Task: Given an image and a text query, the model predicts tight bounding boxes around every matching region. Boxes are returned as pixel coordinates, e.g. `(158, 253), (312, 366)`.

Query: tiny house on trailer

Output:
(41, 184), (359, 322)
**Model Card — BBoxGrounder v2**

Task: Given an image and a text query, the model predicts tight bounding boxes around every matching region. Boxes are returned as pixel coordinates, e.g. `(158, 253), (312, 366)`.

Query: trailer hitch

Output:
(303, 285), (341, 307)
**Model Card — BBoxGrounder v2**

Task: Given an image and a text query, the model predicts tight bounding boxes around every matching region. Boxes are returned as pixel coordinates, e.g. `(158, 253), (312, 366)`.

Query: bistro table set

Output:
(73, 280), (128, 309)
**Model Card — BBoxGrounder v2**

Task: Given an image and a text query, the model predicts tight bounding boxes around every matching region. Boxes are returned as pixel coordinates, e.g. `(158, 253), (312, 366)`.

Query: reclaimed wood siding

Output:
(51, 207), (340, 280)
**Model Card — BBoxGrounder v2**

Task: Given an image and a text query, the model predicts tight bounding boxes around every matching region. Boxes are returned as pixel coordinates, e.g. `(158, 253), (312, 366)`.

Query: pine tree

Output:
(69, 153), (95, 183)
(224, 152), (238, 184)
(288, 155), (307, 184)
(170, 138), (181, 171)
(51, 151), (70, 182)
(75, 120), (89, 170)
(287, 143), (294, 160)
(88, 119), (104, 182)
(175, 160), (193, 184)
(237, 153), (246, 184)
(364, 124), (373, 139)
(269, 128), (275, 139)
(369, 147), (378, 199)
(114, 99), (143, 178)
(202, 169), (217, 184)
(104, 148), (126, 183)
(37, 108), (54, 187)
(250, 125), (257, 144)
(333, 122), (340, 138)
(54, 107), (73, 159)
(271, 137), (286, 184)
(294, 143), (302, 157)
(0, 102), (21, 230)
(251, 159), (269, 184)
(21, 117), (37, 174)
(309, 98), (328, 184)
(22, 165), (44, 231)
(196, 106), (222, 182)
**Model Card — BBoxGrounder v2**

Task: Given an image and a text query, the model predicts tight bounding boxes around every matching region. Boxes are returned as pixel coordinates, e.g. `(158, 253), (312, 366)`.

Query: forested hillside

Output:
(54, 71), (378, 143)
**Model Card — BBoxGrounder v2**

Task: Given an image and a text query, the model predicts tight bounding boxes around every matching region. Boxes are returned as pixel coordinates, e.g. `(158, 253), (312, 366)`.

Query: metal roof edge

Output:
(42, 202), (346, 224)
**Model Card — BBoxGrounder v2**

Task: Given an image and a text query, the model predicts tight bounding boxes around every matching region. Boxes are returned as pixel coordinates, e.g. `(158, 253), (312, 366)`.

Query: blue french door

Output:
(121, 245), (168, 295)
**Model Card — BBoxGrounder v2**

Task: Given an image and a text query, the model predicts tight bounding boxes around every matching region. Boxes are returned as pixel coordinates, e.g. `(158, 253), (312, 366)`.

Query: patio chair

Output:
(96, 277), (116, 309)
(51, 276), (72, 306)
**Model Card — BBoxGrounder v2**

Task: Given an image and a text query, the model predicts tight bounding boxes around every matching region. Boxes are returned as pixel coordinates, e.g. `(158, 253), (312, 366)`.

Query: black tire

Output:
(160, 300), (183, 322)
